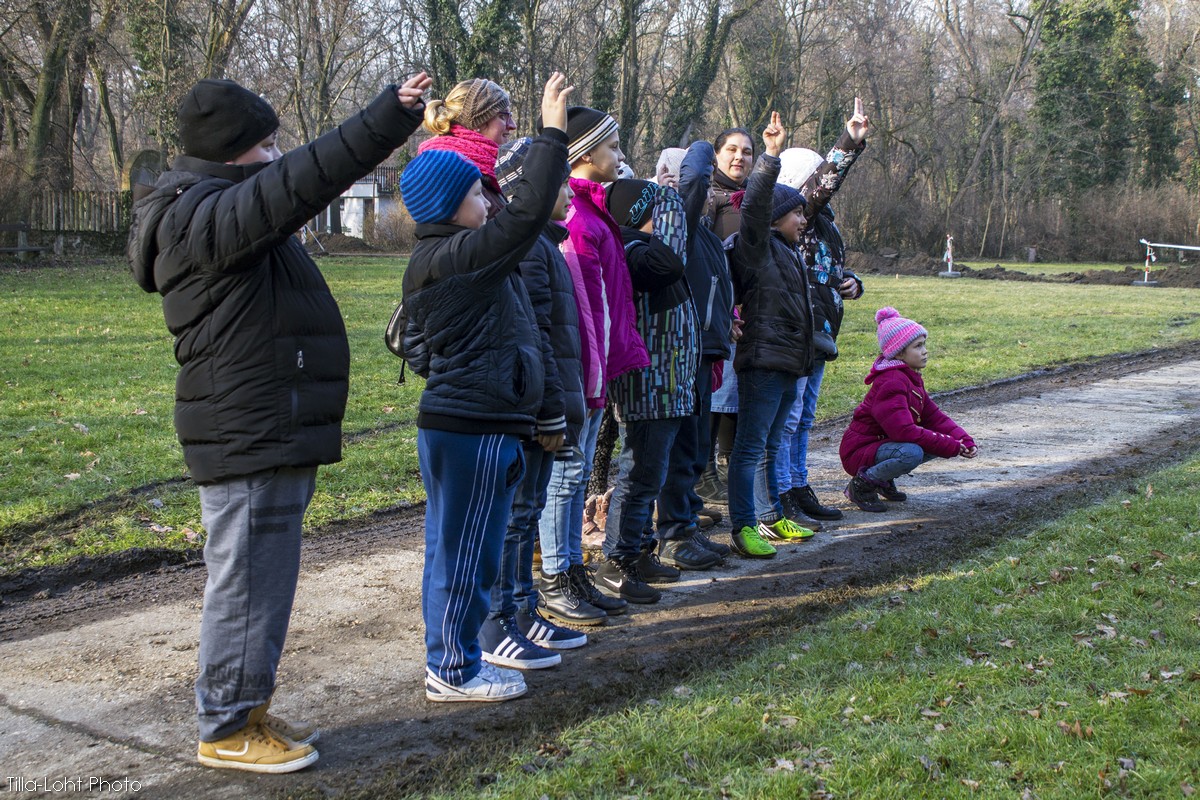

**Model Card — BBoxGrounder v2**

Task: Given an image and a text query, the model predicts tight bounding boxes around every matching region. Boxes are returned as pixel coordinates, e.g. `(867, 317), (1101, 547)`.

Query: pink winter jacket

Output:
(561, 177), (650, 408)
(839, 359), (975, 477)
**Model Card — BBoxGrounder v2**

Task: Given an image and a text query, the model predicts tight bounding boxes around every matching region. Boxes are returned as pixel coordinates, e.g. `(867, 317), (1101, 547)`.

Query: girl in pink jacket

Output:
(840, 307), (977, 511)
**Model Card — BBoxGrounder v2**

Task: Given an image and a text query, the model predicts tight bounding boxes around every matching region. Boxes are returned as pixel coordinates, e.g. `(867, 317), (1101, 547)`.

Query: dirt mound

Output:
(310, 232), (378, 254)
(845, 250), (1200, 287)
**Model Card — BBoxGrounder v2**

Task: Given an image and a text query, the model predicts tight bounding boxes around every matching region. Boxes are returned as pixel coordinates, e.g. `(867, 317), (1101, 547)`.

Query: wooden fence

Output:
(29, 190), (130, 233)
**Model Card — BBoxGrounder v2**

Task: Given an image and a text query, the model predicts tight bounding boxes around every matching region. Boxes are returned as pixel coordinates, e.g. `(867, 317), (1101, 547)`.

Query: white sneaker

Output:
(425, 664), (527, 702)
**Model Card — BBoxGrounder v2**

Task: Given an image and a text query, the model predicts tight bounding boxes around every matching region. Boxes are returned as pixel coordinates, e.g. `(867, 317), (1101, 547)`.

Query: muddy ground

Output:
(2, 346), (1200, 799)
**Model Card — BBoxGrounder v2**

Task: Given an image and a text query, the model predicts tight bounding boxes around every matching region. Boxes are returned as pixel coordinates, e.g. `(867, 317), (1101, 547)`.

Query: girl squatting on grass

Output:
(840, 308), (979, 512)
(399, 73), (574, 703)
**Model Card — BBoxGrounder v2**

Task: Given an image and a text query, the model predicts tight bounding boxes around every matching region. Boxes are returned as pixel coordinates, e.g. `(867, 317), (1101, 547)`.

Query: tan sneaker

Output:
(248, 702), (319, 746)
(197, 721), (318, 774)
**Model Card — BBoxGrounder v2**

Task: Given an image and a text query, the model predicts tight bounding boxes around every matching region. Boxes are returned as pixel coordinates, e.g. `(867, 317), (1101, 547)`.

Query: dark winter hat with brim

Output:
(771, 184), (806, 222)
(605, 179), (658, 229)
(178, 79), (280, 163)
(400, 150), (482, 224)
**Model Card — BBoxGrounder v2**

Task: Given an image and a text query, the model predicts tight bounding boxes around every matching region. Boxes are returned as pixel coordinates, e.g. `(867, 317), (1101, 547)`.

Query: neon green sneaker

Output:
(758, 518), (815, 542)
(731, 525), (777, 558)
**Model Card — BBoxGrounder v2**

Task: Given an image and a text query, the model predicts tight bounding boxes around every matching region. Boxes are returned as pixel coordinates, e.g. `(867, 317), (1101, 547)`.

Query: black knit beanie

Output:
(178, 79), (280, 163)
(771, 184), (806, 222)
(606, 179), (658, 228)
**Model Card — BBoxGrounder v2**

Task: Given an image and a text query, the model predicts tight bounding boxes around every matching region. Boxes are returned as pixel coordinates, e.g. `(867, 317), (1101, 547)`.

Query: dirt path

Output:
(2, 347), (1200, 799)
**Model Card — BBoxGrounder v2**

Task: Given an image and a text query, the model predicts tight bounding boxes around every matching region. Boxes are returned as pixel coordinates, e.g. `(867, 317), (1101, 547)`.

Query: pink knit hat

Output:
(876, 307), (927, 358)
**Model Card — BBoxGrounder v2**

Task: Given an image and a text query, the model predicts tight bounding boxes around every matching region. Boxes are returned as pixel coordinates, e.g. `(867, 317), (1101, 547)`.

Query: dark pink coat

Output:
(561, 177), (650, 408)
(839, 360), (975, 476)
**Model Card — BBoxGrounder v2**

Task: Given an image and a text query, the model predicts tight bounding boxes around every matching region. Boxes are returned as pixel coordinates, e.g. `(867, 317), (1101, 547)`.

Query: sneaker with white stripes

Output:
(425, 663), (526, 702)
(515, 607), (587, 650)
(479, 615), (562, 669)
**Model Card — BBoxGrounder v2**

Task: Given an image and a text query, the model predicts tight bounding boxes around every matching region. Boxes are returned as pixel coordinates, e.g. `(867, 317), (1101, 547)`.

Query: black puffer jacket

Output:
(128, 87), (423, 484)
(401, 130), (570, 436)
(727, 154), (814, 378)
(519, 222), (586, 445)
(678, 141), (734, 361)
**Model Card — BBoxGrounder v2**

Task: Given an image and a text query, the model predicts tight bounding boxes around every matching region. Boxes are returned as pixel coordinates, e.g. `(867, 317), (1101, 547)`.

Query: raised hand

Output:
(540, 72), (575, 133)
(846, 96), (869, 144)
(762, 111), (786, 157)
(396, 71), (433, 109)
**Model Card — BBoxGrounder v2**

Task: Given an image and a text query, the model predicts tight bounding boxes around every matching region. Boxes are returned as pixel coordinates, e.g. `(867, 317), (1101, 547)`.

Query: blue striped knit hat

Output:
(400, 150), (481, 224)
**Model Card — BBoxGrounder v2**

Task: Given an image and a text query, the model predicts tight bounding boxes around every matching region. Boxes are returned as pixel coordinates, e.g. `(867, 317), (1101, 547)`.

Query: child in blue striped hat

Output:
(399, 73), (575, 703)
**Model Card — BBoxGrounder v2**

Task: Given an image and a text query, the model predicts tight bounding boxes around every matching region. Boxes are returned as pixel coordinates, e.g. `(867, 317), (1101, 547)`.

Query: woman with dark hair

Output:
(708, 127), (755, 240)
(699, 126), (755, 506)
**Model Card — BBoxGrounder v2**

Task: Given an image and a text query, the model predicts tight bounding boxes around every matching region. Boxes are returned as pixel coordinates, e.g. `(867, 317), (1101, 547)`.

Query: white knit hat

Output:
(778, 148), (825, 191)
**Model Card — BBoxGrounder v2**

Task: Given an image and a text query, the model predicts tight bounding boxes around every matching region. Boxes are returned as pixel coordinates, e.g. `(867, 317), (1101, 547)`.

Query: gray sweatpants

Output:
(195, 466), (316, 742)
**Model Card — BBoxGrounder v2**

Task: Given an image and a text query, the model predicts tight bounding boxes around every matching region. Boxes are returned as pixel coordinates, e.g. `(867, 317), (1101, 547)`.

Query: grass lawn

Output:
(406, 457), (1200, 800)
(3, 257), (1200, 572)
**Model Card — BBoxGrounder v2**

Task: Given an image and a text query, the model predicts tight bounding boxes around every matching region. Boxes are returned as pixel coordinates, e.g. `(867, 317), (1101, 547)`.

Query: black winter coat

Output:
(401, 130), (570, 437)
(128, 87), (424, 484)
(518, 222), (586, 445)
(727, 154), (814, 378)
(678, 141), (734, 361)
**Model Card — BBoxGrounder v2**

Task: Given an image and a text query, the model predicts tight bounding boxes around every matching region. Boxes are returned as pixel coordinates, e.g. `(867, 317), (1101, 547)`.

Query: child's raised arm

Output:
(738, 112), (786, 255)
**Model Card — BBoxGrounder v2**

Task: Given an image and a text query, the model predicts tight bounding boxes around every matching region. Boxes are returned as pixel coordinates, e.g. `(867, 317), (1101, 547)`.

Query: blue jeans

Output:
(196, 466), (316, 741)
(728, 368), (798, 531)
(490, 444), (554, 619)
(659, 357), (715, 540)
(866, 442), (936, 483)
(538, 408), (603, 575)
(711, 344), (738, 413)
(778, 360), (825, 491)
(419, 429), (524, 686)
(604, 417), (686, 559)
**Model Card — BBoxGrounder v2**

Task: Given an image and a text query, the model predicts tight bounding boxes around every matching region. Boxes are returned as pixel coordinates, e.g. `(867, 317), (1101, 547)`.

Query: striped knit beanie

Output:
(876, 307), (927, 359)
(495, 137), (532, 198)
(565, 106), (619, 165)
(400, 150), (481, 224)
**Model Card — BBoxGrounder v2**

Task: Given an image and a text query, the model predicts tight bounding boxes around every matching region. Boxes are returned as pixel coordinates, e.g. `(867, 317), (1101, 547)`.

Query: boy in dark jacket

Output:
(479, 137), (601, 668)
(597, 179), (701, 604)
(724, 112), (818, 560)
(653, 140), (735, 568)
(771, 99), (869, 525)
(400, 74), (573, 703)
(128, 73), (431, 772)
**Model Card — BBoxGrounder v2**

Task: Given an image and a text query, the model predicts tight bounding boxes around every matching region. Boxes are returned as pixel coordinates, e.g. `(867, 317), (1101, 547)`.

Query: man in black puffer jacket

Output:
(128, 73), (430, 773)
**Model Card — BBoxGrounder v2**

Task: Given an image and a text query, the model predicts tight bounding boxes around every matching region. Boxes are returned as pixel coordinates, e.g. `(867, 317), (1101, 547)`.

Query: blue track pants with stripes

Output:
(418, 428), (525, 685)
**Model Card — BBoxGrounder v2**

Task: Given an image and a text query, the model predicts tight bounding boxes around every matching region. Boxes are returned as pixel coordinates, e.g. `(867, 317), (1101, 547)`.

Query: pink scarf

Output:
(417, 124), (501, 192)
